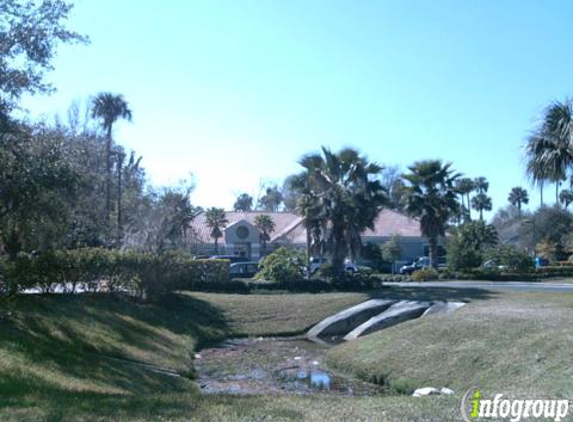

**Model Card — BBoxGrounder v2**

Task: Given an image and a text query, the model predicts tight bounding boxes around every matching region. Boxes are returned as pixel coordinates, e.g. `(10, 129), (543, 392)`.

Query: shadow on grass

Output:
(0, 292), (230, 402)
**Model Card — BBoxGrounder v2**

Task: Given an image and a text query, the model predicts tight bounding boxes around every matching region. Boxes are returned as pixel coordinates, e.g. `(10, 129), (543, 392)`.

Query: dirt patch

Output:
(194, 337), (383, 396)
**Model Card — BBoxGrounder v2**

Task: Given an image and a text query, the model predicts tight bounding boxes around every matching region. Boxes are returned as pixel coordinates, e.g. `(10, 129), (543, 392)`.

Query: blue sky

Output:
(21, 0), (573, 218)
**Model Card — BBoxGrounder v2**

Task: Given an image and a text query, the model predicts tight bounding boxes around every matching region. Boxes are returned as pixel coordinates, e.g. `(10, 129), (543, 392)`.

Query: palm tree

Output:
(205, 207), (228, 254)
(91, 93), (132, 223)
(295, 147), (388, 275)
(254, 214), (276, 257)
(473, 176), (489, 194)
(525, 99), (573, 204)
(559, 189), (573, 209)
(471, 193), (493, 221)
(455, 178), (475, 221)
(290, 174), (328, 275)
(402, 160), (460, 268)
(508, 187), (529, 216)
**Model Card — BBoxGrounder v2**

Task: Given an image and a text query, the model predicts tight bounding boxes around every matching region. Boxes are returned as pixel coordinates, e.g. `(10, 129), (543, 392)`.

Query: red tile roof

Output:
(189, 209), (421, 244)
(189, 211), (304, 244)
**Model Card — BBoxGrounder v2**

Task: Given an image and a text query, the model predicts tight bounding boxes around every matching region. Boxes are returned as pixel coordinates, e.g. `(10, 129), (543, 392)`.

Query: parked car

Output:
(482, 259), (507, 271)
(399, 256), (446, 274)
(309, 257), (359, 274)
(229, 261), (260, 278)
(209, 255), (251, 264)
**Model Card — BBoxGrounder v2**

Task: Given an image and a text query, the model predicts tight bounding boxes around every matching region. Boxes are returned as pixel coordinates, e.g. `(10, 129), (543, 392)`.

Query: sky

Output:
(20, 0), (573, 218)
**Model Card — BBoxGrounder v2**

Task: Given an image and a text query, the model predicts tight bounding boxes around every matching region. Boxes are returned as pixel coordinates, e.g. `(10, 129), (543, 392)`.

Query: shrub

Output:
(484, 245), (534, 273)
(255, 247), (306, 283)
(535, 266), (573, 277)
(446, 235), (483, 270)
(446, 221), (499, 270)
(411, 267), (439, 281)
(4, 248), (229, 301)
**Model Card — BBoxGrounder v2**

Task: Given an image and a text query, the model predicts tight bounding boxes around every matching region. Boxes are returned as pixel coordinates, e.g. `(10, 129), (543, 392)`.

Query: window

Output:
(236, 226), (249, 240)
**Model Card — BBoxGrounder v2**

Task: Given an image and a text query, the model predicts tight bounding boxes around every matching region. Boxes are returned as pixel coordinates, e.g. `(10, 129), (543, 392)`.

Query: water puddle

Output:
(194, 337), (383, 396)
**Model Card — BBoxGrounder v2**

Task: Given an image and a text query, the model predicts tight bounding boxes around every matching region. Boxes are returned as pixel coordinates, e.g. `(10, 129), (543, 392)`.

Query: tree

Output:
(471, 192), (493, 221)
(205, 207), (228, 254)
(402, 160), (460, 267)
(0, 0), (87, 120)
(473, 177), (489, 194)
(535, 238), (557, 262)
(381, 235), (402, 274)
(122, 183), (196, 254)
(253, 214), (275, 257)
(492, 205), (531, 249)
(0, 124), (79, 257)
(90, 92), (132, 225)
(559, 189), (573, 209)
(525, 99), (573, 204)
(447, 221), (499, 270)
(380, 165), (406, 212)
(525, 205), (573, 259)
(294, 147), (388, 275)
(508, 187), (529, 216)
(258, 185), (283, 212)
(233, 193), (253, 211)
(455, 178), (475, 221)
(281, 175), (299, 212)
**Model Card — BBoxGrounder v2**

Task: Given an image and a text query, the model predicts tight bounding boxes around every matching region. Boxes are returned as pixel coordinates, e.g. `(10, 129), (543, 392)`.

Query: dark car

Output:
(399, 256), (446, 274)
(229, 262), (260, 278)
(209, 255), (251, 264)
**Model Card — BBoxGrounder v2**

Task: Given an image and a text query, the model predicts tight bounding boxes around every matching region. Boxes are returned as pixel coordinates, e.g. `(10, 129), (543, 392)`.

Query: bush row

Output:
(3, 248), (229, 300)
(196, 274), (386, 294)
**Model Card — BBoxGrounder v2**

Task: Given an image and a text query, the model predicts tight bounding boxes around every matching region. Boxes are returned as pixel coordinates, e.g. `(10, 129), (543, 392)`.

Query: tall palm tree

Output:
(295, 147), (388, 275)
(559, 189), (573, 209)
(91, 92), (132, 224)
(402, 160), (460, 267)
(253, 214), (275, 257)
(205, 207), (228, 254)
(473, 176), (489, 194)
(508, 187), (529, 216)
(471, 193), (493, 221)
(455, 178), (475, 221)
(290, 174), (328, 274)
(525, 99), (573, 204)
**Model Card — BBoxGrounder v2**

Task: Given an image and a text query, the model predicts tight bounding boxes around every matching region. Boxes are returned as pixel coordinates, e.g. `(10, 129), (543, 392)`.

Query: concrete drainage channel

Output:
(307, 299), (466, 342)
(195, 299), (465, 396)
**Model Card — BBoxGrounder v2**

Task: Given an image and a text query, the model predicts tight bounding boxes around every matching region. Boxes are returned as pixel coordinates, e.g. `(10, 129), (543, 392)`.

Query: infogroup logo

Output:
(461, 387), (570, 422)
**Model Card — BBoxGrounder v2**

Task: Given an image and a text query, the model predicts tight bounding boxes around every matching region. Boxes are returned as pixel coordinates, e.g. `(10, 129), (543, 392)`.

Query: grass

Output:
(0, 291), (372, 421)
(1, 288), (572, 421)
(326, 292), (573, 398)
(185, 291), (369, 336)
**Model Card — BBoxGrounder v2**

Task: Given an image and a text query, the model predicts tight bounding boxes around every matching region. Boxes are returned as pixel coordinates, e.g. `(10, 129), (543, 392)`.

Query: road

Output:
(386, 281), (573, 293)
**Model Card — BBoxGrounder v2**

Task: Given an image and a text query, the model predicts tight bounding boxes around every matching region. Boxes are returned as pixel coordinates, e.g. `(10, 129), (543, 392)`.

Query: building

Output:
(189, 209), (428, 262)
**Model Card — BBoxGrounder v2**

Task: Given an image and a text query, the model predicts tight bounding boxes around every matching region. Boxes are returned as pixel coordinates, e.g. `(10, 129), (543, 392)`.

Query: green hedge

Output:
(193, 274), (385, 294)
(535, 266), (573, 277)
(4, 248), (229, 301)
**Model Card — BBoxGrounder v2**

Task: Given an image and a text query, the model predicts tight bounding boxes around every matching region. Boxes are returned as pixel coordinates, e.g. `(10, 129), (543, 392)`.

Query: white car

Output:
(309, 258), (359, 274)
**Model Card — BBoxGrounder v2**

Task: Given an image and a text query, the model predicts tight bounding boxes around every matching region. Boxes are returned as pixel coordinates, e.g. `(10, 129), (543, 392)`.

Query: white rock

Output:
(412, 387), (440, 397)
(440, 387), (454, 395)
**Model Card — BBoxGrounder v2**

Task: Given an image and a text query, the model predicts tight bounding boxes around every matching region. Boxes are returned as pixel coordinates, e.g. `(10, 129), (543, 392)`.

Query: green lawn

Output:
(0, 289), (572, 421)
(326, 292), (573, 398)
